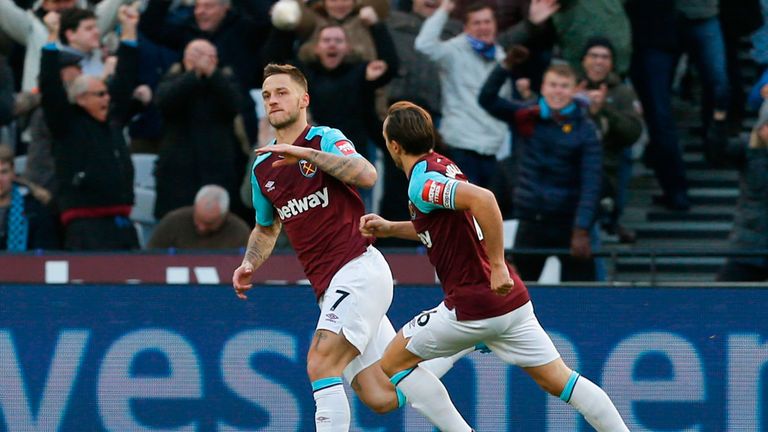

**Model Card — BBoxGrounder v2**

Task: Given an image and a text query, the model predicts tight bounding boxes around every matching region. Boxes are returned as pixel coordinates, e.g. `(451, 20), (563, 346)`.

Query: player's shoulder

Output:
(408, 159), (431, 202)
(251, 143), (275, 177)
(306, 125), (347, 142)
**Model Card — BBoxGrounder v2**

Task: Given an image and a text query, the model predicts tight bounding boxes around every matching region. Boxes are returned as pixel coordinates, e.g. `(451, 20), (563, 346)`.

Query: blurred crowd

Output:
(0, 0), (766, 281)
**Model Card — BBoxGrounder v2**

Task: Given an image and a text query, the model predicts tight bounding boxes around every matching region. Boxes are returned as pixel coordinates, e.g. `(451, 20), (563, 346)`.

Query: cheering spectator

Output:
(578, 37), (643, 243)
(480, 62), (602, 281)
(0, 0), (118, 92)
(57, 8), (104, 77)
(139, 0), (271, 144)
(148, 184), (249, 249)
(40, 6), (139, 250)
(288, 0), (390, 63)
(0, 144), (57, 251)
(415, 0), (557, 188)
(153, 39), (246, 220)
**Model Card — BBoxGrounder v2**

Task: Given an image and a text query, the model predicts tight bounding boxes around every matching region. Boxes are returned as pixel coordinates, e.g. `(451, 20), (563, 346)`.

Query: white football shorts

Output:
(403, 301), (561, 368)
(316, 245), (396, 381)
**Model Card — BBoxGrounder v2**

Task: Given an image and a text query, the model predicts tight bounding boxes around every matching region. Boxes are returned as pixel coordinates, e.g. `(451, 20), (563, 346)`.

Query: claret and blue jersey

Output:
(250, 125), (373, 299)
(407, 152), (530, 321)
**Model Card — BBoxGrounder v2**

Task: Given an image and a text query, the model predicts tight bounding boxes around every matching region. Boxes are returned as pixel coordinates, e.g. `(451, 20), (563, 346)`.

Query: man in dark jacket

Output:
(40, 7), (138, 250)
(139, 0), (271, 145)
(479, 62), (602, 281)
(153, 39), (246, 220)
(0, 144), (58, 250)
(578, 36), (643, 243)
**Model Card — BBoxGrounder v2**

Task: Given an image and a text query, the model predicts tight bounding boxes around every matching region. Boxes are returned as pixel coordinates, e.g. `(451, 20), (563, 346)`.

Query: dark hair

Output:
(0, 144), (14, 167)
(464, 1), (495, 23)
(385, 101), (435, 155)
(59, 8), (96, 45)
(544, 63), (577, 81)
(263, 63), (308, 91)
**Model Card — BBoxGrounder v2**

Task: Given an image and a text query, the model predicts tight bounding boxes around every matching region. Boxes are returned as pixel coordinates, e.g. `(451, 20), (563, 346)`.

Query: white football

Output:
(271, 0), (302, 30)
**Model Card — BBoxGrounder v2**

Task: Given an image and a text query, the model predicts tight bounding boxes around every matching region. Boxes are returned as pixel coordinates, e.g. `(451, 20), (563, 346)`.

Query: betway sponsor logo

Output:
(276, 187), (330, 220)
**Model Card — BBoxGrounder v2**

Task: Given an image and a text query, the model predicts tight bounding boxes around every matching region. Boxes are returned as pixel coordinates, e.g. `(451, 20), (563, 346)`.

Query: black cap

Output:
(581, 36), (615, 60)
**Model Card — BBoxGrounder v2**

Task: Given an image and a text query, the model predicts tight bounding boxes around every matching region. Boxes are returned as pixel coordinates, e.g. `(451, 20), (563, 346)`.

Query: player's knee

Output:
(306, 356), (335, 381)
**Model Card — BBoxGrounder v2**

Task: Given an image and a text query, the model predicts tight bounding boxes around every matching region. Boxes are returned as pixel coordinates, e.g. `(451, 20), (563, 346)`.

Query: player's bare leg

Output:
(524, 358), (629, 432)
(350, 361), (400, 413)
(307, 329), (360, 431)
(379, 330), (474, 432)
(350, 346), (485, 411)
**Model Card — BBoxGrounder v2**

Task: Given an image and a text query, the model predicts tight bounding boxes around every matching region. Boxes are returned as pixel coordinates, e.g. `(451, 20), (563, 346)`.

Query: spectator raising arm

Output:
(414, 0), (454, 62)
(108, 5), (141, 126)
(40, 12), (73, 138)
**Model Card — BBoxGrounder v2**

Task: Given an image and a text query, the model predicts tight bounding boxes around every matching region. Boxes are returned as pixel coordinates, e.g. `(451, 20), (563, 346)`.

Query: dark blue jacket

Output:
(479, 65), (602, 229)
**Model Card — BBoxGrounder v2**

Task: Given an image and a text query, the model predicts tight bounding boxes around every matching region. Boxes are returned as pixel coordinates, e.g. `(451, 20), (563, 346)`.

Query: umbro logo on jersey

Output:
(325, 313), (339, 323)
(265, 180), (275, 192)
(276, 187), (330, 220)
(299, 159), (318, 177)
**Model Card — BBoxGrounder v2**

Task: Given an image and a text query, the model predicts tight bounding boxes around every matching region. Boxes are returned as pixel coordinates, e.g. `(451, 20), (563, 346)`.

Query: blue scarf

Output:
(538, 98), (577, 119)
(7, 184), (29, 252)
(466, 35), (496, 61)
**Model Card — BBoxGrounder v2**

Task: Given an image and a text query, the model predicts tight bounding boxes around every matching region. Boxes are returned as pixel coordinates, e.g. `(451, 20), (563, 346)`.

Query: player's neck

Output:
(274, 118), (309, 145)
(401, 153), (425, 179)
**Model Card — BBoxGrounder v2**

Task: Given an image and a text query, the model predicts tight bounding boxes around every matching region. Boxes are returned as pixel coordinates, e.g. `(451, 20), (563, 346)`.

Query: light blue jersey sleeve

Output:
(408, 160), (461, 214)
(251, 154), (275, 227)
(308, 126), (365, 159)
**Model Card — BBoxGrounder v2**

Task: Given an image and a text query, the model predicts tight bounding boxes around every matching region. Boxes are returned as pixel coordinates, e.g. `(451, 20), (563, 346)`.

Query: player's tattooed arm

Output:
(255, 143), (377, 187)
(243, 220), (282, 268)
(306, 149), (378, 188)
(233, 219), (282, 300)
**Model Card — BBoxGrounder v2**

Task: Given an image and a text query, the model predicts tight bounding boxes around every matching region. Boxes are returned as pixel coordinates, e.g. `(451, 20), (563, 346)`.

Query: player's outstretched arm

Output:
(452, 183), (514, 295)
(306, 149), (377, 188)
(360, 214), (420, 240)
(232, 220), (282, 300)
(256, 144), (378, 188)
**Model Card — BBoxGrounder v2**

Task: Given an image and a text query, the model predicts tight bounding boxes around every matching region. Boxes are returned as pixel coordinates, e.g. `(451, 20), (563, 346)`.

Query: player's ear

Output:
(300, 92), (310, 109)
(388, 138), (402, 154)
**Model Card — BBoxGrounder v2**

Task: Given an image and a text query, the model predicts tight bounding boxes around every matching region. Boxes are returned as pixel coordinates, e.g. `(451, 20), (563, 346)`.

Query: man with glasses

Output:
(39, 6), (141, 250)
